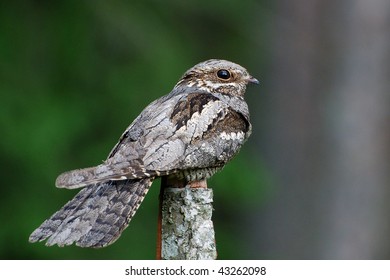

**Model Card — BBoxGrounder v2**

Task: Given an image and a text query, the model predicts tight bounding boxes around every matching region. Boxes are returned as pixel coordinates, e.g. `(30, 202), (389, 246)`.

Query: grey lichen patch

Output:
(161, 187), (217, 260)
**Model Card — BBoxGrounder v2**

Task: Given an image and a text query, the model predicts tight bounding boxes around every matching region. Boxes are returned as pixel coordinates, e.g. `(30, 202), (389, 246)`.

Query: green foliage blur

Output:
(0, 0), (268, 259)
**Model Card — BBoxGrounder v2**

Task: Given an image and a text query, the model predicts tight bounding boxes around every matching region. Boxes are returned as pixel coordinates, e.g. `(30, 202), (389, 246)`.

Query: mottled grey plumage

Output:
(29, 59), (258, 248)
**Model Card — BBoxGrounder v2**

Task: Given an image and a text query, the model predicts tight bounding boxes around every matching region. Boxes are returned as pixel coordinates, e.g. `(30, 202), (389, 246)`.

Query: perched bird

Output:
(29, 59), (259, 248)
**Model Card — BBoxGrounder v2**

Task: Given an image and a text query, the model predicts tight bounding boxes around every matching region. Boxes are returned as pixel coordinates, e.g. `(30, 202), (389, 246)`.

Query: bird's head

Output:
(175, 59), (259, 97)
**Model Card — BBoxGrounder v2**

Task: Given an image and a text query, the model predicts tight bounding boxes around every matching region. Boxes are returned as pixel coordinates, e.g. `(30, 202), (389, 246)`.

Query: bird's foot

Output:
(188, 179), (208, 189)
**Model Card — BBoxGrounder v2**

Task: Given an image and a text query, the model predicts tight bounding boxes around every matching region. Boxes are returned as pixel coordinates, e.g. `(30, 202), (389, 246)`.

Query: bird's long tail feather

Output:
(29, 178), (153, 248)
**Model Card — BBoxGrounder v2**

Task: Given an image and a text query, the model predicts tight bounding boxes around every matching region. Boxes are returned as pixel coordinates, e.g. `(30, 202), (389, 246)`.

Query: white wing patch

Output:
(219, 131), (245, 141)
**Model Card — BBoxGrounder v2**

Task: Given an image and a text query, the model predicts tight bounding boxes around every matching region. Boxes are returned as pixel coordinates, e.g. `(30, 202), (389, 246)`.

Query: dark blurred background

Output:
(1, 0), (389, 259)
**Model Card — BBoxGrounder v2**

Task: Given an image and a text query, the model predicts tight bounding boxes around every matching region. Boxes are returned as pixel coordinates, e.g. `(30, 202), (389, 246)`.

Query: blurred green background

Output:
(1, 0), (389, 259)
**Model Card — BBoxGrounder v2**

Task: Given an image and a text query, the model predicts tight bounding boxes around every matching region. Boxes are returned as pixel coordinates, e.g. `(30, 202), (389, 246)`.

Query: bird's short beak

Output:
(247, 76), (260, 85)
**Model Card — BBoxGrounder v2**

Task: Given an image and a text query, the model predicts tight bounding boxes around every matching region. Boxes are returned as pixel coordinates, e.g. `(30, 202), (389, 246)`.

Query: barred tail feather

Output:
(29, 178), (154, 248)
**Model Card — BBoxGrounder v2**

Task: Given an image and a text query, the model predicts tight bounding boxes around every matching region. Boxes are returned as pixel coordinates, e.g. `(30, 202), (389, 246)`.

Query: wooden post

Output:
(156, 179), (217, 260)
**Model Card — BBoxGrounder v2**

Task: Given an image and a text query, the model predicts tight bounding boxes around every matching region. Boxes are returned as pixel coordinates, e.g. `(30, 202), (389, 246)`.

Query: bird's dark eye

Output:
(217, 69), (231, 80)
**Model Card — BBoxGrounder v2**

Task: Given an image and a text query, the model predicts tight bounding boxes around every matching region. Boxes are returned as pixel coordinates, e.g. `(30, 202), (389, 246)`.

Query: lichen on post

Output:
(160, 187), (217, 260)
